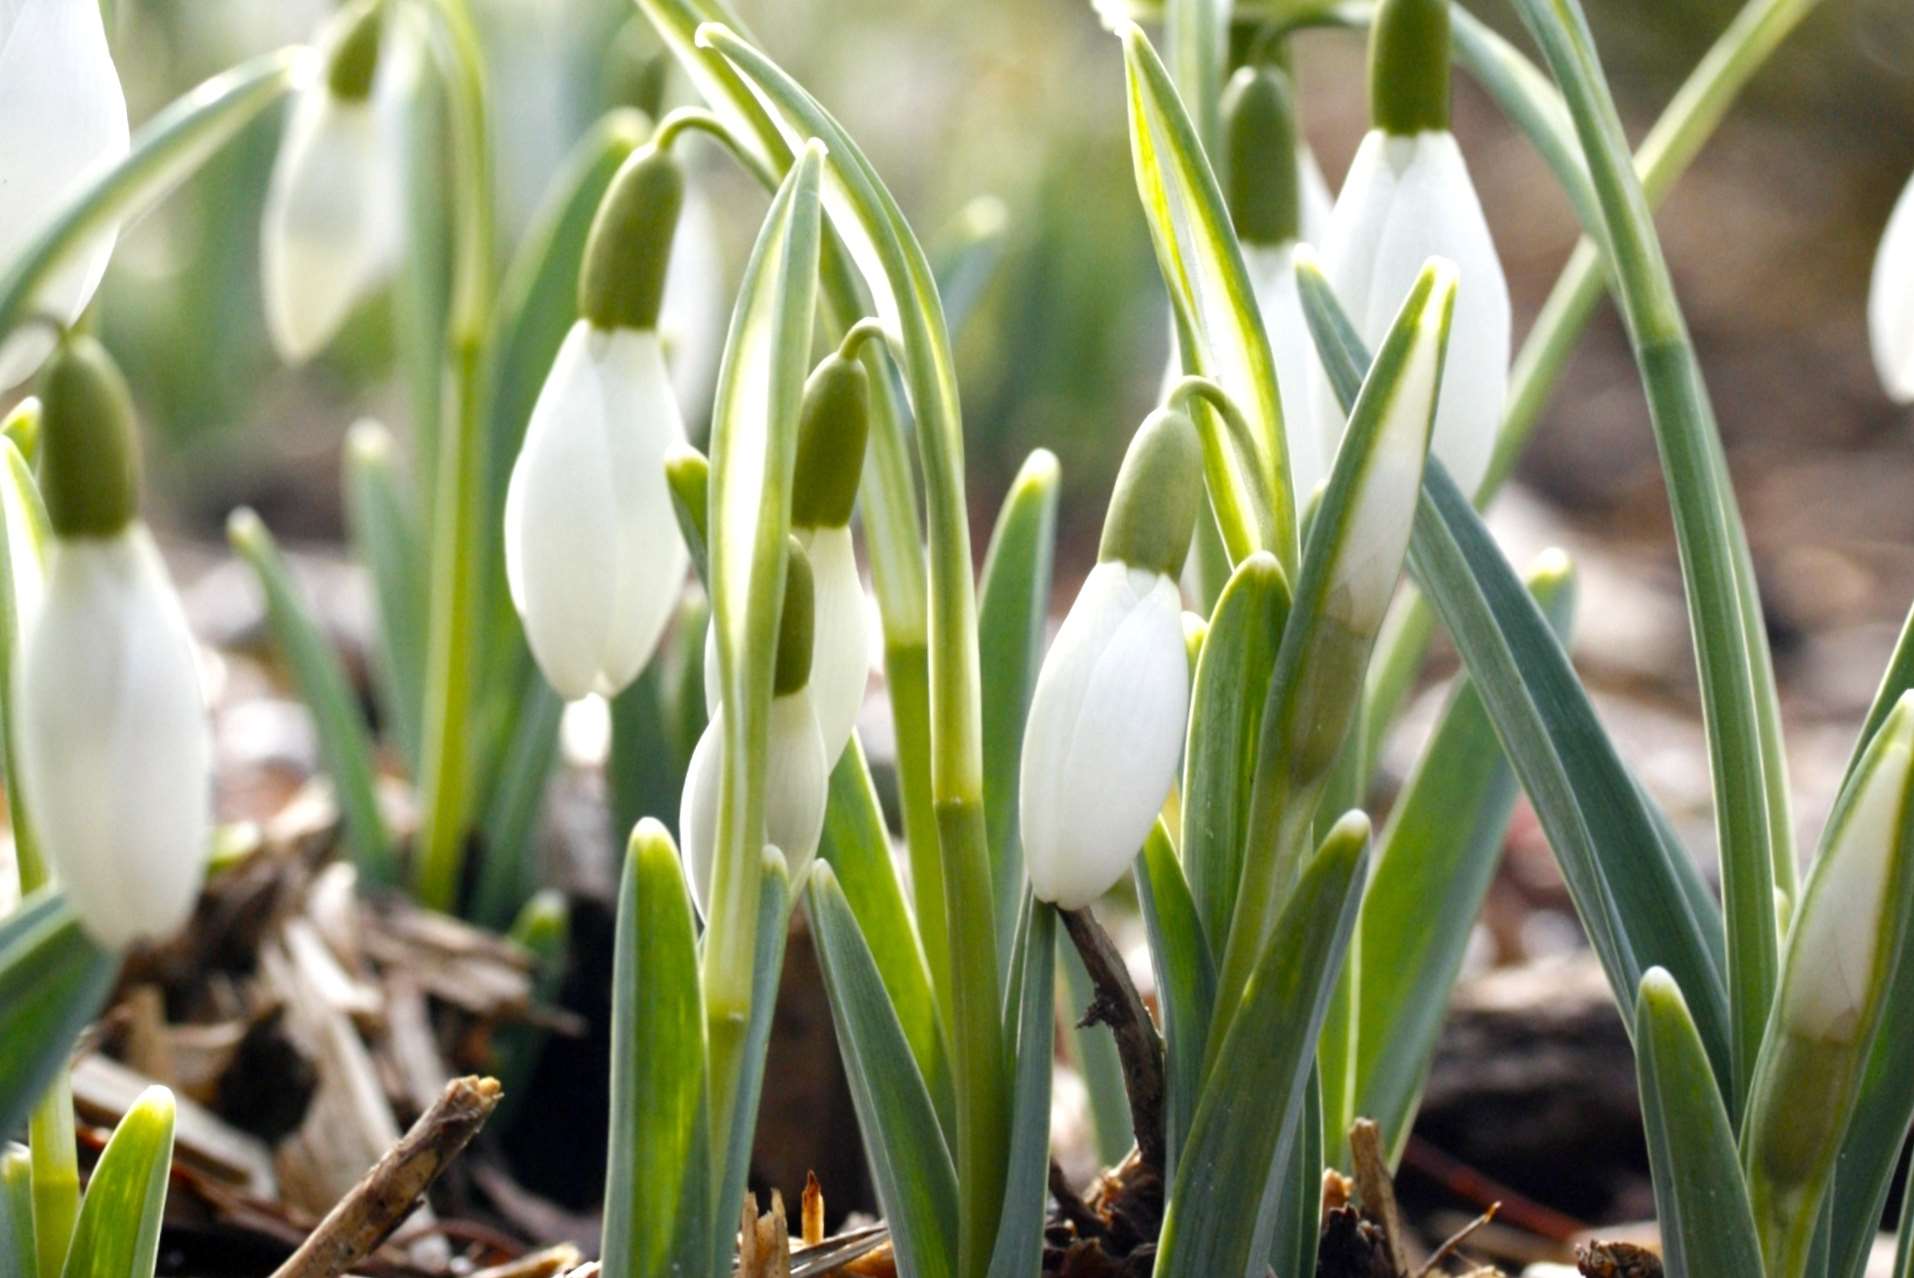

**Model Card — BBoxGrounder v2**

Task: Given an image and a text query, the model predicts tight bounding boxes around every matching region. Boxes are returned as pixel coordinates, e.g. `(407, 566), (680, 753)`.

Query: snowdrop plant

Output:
(1307, 0), (1509, 502)
(260, 0), (408, 364)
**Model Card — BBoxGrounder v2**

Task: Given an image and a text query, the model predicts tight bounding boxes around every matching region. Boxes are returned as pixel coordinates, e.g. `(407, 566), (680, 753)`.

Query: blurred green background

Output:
(89, 0), (1914, 569)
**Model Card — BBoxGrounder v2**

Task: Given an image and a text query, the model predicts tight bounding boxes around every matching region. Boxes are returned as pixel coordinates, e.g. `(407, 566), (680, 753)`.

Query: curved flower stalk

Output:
(1021, 407), (1203, 909)
(705, 346), (874, 762)
(15, 337), (210, 952)
(681, 541), (828, 917)
(0, 0), (128, 389)
(261, 0), (410, 364)
(1870, 170), (1914, 405)
(1223, 63), (1326, 502)
(1308, 0), (1508, 500)
(504, 142), (692, 700)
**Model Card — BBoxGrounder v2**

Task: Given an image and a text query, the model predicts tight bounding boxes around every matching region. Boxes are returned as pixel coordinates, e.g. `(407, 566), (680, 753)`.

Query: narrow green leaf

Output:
(985, 896), (1056, 1278)
(1155, 817), (1369, 1278)
(228, 509), (392, 889)
(806, 864), (959, 1278)
(393, 44), (453, 537)
(711, 849), (791, 1266)
(1179, 550), (1289, 948)
(1634, 969), (1764, 1278)
(1133, 820), (1214, 1176)
(931, 197), (1010, 342)
(342, 422), (426, 773)
(1354, 552), (1577, 1162)
(0, 894), (117, 1138)
(472, 669), (564, 930)
(1828, 947), (1914, 1278)
(57, 1088), (173, 1278)
(1059, 933), (1133, 1167)
(1507, 0), (1789, 1112)
(978, 449), (1060, 980)
(702, 144), (824, 1027)
(57, 1088), (174, 1278)
(0, 441), (49, 893)
(2, 1146), (33, 1278)
(1265, 1070), (1324, 1278)
(664, 446), (712, 587)
(602, 821), (710, 1278)
(818, 736), (953, 1135)
(1120, 25), (1295, 572)
(0, 50), (301, 340)
(1299, 253), (1734, 1090)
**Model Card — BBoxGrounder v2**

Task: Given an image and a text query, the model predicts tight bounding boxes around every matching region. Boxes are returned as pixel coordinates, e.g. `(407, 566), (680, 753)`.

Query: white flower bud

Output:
(260, 7), (407, 365)
(704, 524), (868, 762)
(15, 527), (211, 950)
(678, 688), (828, 919)
(0, 0), (129, 388)
(1310, 130), (1509, 499)
(1869, 171), (1914, 406)
(1020, 561), (1189, 909)
(505, 322), (690, 700)
(1779, 694), (1914, 1043)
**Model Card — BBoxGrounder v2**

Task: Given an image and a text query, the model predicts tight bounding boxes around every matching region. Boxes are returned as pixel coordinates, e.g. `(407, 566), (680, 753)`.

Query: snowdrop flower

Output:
(261, 0), (407, 364)
(681, 545), (828, 917)
(0, 0), (129, 389)
(1223, 64), (1327, 501)
(1309, 0), (1508, 500)
(705, 351), (873, 762)
(505, 143), (692, 700)
(14, 337), (210, 950)
(1869, 171), (1914, 405)
(1021, 408), (1203, 909)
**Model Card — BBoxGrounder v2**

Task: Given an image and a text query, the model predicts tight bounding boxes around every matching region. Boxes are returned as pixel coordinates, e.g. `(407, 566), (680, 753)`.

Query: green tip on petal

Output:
(578, 144), (685, 332)
(774, 536), (815, 697)
(324, 0), (386, 101)
(1223, 65), (1302, 247)
(1100, 407), (1204, 579)
(791, 354), (871, 530)
(1370, 0), (1450, 135)
(40, 334), (141, 539)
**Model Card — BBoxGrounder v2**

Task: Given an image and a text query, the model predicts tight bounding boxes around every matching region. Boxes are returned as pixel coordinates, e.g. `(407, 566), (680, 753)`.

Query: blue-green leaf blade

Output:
(1133, 819), (1214, 1176)
(0, 894), (118, 1139)
(57, 1088), (174, 1278)
(985, 896), (1056, 1278)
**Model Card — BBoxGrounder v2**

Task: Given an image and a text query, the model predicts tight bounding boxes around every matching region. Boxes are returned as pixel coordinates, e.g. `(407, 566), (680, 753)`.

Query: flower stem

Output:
(412, 0), (494, 911)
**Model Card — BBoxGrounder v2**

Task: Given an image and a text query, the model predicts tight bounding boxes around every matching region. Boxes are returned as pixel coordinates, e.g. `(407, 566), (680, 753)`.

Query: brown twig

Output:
(1060, 907), (1166, 1171)
(1416, 1204), (1498, 1277)
(1048, 1160), (1106, 1241)
(1349, 1119), (1409, 1273)
(268, 1075), (502, 1278)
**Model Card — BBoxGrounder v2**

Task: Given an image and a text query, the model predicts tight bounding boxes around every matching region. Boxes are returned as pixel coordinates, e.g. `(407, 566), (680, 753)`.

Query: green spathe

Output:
(774, 537), (815, 698)
(1098, 408), (1203, 579)
(1222, 66), (1301, 247)
(578, 144), (685, 332)
(1370, 0), (1451, 135)
(791, 354), (871, 530)
(324, 0), (385, 102)
(39, 336), (140, 539)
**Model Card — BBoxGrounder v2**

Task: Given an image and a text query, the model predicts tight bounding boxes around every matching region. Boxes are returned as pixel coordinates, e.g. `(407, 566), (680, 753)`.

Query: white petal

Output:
(16, 528), (210, 950)
(1298, 144), (1334, 248)
(799, 525), (869, 762)
(1019, 562), (1189, 909)
(1314, 131), (1508, 499)
(1781, 699), (1914, 1043)
(261, 83), (403, 364)
(1247, 241), (1326, 503)
(0, 0), (129, 388)
(703, 621), (721, 718)
(677, 691), (827, 918)
(1869, 173), (1914, 406)
(506, 324), (688, 700)
(659, 182), (725, 417)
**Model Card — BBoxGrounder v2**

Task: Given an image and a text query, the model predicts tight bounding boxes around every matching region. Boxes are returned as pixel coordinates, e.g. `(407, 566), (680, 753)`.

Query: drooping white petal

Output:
(660, 181), (725, 417)
(505, 323), (690, 700)
(1246, 240), (1326, 504)
(1869, 173), (1914, 406)
(1298, 143), (1334, 247)
(679, 690), (829, 919)
(0, 0), (129, 388)
(797, 525), (867, 761)
(1019, 561), (1189, 909)
(260, 63), (408, 364)
(1780, 697), (1914, 1043)
(1312, 131), (1508, 499)
(15, 527), (210, 950)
